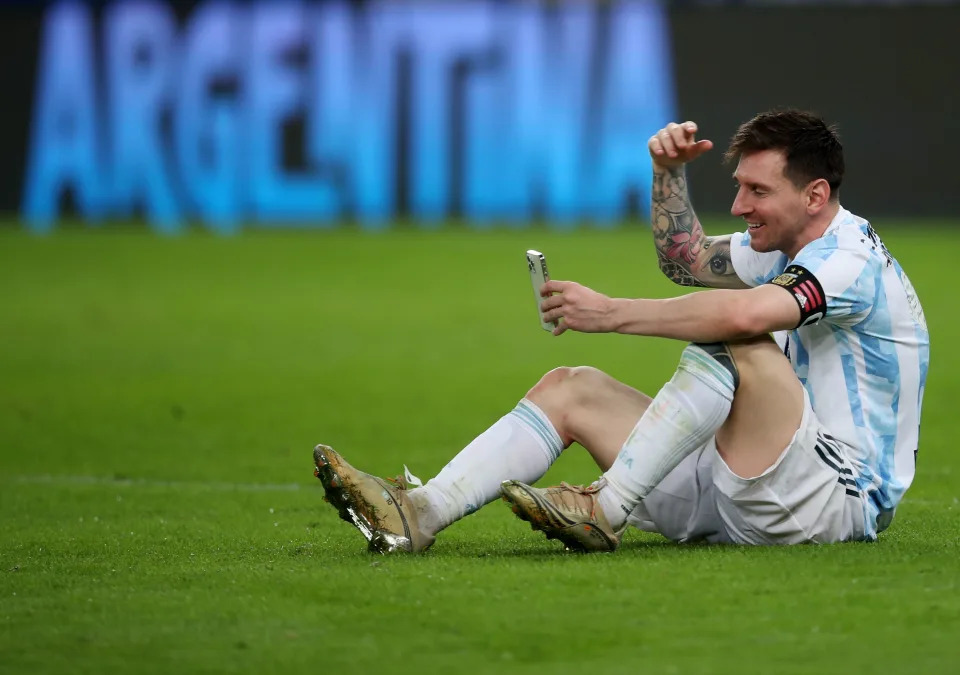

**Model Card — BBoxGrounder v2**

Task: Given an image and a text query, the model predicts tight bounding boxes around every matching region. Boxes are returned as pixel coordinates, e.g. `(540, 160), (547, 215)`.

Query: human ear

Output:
(805, 179), (831, 213)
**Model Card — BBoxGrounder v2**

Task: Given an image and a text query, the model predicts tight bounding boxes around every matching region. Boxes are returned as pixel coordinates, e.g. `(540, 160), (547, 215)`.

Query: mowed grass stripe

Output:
(8, 474), (304, 492)
(6, 474), (956, 503)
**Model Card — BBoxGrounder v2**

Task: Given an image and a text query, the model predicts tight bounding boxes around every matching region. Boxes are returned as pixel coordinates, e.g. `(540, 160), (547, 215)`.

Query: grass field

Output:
(1, 219), (958, 674)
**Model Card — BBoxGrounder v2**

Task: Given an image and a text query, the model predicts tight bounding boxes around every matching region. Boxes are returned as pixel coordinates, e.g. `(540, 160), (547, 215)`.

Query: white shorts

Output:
(626, 389), (870, 545)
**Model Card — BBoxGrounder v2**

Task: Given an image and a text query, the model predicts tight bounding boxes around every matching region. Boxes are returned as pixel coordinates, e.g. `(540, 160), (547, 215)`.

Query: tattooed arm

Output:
(651, 164), (747, 289)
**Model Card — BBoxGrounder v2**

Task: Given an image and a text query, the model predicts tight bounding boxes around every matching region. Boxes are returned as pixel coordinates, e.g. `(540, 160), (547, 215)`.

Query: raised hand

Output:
(648, 121), (714, 169)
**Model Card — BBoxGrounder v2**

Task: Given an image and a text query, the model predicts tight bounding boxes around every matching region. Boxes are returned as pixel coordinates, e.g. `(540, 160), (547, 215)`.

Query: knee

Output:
(685, 342), (740, 392)
(526, 365), (606, 408)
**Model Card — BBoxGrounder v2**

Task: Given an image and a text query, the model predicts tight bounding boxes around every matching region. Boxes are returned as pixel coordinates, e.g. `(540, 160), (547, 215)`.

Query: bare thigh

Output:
(525, 366), (652, 471)
(716, 335), (806, 478)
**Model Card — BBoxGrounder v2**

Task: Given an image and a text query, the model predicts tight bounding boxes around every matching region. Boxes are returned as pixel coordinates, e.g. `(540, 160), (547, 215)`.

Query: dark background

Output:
(671, 4), (960, 217)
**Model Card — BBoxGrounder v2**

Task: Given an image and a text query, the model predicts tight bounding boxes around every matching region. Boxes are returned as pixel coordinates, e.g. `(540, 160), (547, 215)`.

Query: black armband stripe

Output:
(766, 264), (827, 327)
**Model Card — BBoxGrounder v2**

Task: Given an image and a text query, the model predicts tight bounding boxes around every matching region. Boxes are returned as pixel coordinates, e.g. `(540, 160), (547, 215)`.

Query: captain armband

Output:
(766, 264), (827, 327)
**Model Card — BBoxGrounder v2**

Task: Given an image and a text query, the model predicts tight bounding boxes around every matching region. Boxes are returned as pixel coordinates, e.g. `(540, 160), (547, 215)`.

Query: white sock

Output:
(597, 344), (737, 529)
(410, 399), (564, 535)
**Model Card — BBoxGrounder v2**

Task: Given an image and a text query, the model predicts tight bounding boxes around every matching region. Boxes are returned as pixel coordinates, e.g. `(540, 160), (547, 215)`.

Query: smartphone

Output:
(526, 250), (557, 332)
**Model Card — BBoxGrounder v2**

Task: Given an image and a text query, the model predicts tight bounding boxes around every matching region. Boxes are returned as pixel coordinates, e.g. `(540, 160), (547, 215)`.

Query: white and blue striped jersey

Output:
(730, 207), (930, 538)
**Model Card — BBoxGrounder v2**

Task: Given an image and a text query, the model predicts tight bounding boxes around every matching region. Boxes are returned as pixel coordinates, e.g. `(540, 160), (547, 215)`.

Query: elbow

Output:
(657, 258), (680, 285)
(658, 258), (703, 288)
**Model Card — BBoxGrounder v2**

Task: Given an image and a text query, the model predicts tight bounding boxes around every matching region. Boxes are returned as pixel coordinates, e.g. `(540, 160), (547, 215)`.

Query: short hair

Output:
(724, 109), (844, 198)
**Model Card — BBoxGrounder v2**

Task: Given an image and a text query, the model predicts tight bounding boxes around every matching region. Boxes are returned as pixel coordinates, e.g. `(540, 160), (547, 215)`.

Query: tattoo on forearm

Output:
(657, 250), (706, 287)
(651, 165), (706, 286)
(650, 166), (738, 287)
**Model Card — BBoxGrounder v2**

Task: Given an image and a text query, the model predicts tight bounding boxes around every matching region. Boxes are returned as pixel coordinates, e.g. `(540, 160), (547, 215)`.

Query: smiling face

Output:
(730, 149), (816, 258)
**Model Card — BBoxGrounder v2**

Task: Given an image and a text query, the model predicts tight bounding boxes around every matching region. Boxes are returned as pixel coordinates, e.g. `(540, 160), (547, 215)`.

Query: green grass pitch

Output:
(1, 219), (958, 674)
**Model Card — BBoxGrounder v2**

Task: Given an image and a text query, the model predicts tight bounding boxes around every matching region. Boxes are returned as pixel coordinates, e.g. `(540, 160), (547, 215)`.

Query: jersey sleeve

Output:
(730, 231), (788, 287)
(768, 244), (875, 328)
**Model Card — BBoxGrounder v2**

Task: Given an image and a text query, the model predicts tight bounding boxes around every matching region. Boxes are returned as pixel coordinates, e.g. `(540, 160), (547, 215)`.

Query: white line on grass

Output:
(8, 476), (954, 505)
(901, 497), (959, 506)
(8, 474), (304, 492)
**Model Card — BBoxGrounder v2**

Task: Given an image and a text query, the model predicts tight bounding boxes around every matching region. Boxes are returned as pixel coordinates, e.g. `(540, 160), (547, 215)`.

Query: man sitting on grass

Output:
(314, 109), (929, 553)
